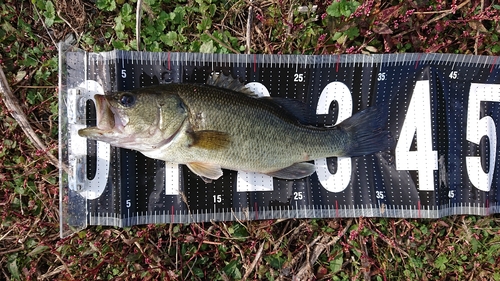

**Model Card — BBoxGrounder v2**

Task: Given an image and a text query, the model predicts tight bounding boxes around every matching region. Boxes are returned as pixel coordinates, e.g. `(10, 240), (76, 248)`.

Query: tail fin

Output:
(337, 105), (394, 157)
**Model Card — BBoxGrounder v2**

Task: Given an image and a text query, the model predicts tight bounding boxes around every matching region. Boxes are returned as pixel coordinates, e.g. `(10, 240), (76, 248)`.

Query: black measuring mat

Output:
(59, 50), (500, 234)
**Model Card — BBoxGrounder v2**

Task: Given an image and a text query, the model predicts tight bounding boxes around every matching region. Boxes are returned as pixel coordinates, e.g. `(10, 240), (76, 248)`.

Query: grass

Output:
(1, 0), (500, 280)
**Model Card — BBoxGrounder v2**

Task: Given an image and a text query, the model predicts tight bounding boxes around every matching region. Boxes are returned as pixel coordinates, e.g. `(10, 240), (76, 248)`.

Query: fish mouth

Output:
(78, 94), (124, 138)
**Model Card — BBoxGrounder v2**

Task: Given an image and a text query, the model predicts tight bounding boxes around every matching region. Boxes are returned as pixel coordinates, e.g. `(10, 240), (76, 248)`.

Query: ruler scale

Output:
(58, 45), (500, 237)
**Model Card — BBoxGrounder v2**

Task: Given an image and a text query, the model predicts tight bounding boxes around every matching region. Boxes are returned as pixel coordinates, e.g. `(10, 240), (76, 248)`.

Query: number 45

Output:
(396, 81), (500, 192)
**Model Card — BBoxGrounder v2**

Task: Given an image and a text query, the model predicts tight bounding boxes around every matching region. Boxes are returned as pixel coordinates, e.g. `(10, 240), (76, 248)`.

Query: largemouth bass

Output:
(79, 74), (393, 182)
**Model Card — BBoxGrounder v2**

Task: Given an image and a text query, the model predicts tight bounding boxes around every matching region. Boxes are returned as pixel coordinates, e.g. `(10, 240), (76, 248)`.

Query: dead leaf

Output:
(377, 4), (402, 20)
(468, 21), (488, 33)
(373, 22), (393, 34)
(15, 71), (26, 83)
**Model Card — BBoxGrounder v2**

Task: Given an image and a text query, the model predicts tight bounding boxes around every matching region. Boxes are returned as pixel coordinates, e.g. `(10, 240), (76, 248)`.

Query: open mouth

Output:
(94, 95), (115, 131)
(78, 94), (122, 138)
(95, 94), (115, 131)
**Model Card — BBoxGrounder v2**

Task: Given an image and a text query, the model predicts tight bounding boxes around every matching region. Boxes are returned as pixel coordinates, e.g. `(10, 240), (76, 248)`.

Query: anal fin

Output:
(187, 162), (223, 182)
(265, 162), (316, 180)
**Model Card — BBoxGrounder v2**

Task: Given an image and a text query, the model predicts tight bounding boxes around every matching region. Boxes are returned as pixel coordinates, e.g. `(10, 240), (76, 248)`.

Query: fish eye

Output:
(118, 93), (136, 107)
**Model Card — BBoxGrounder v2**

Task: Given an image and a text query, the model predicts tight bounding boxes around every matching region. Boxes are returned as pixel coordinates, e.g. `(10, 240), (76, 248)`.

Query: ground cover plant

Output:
(1, 0), (500, 280)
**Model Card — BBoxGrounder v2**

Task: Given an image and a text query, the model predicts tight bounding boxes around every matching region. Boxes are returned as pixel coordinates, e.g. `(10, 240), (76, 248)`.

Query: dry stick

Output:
(272, 220), (305, 252)
(136, 0), (143, 51)
(359, 235), (371, 281)
(254, 25), (272, 54)
(474, 0), (485, 55)
(295, 219), (353, 280)
(32, 4), (58, 48)
(293, 235), (327, 279)
(38, 265), (66, 280)
(0, 67), (68, 174)
(57, 10), (81, 42)
(282, 233), (323, 276)
(246, 1), (253, 54)
(16, 85), (58, 89)
(393, 0), (471, 38)
(242, 241), (265, 281)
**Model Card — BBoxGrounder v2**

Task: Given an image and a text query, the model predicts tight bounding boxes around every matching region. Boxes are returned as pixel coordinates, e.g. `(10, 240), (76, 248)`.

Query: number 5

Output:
(466, 83), (500, 192)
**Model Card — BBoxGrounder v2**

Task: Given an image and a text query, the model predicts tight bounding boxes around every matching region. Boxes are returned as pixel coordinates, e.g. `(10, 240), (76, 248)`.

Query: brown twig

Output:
(242, 241), (265, 280)
(294, 219), (353, 280)
(360, 235), (371, 281)
(393, 0), (471, 38)
(16, 85), (58, 89)
(136, 0), (143, 51)
(0, 67), (69, 174)
(57, 10), (82, 42)
(474, 0), (485, 55)
(32, 3), (58, 48)
(246, 0), (253, 54)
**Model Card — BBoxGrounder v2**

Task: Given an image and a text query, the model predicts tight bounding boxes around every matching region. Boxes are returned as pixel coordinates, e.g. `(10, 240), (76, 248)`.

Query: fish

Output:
(78, 73), (394, 182)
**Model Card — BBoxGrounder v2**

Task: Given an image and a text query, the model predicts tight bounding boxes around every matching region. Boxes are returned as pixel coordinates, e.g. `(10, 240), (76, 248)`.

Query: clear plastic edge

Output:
(59, 42), (87, 238)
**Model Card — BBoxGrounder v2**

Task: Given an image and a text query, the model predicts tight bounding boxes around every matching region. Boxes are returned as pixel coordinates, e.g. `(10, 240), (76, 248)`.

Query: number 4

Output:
(395, 81), (438, 191)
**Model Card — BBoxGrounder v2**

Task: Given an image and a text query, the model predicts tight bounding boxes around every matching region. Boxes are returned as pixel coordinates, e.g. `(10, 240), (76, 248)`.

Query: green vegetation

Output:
(1, 0), (500, 280)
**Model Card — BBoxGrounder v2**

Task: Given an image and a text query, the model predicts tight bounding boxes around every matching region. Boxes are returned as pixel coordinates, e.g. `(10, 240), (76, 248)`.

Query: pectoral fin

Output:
(190, 130), (230, 150)
(187, 162), (223, 182)
(265, 162), (316, 180)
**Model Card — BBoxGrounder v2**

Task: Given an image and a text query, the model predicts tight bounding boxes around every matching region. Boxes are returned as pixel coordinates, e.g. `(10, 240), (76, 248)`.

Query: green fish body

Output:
(79, 74), (393, 182)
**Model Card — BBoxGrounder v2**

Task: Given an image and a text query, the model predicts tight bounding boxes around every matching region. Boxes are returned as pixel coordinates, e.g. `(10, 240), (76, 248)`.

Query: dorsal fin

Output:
(206, 72), (258, 97)
(206, 73), (316, 125)
(261, 97), (317, 125)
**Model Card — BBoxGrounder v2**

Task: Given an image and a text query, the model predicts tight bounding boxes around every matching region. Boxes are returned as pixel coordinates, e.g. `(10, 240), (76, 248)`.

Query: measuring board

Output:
(58, 43), (500, 237)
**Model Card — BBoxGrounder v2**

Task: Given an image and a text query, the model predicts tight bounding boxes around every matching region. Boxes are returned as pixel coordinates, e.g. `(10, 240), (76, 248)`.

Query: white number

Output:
(466, 83), (500, 192)
(126, 199), (131, 208)
(121, 69), (127, 78)
(376, 191), (385, 199)
(315, 82), (353, 193)
(395, 81), (438, 191)
(449, 71), (458, 79)
(164, 163), (180, 195)
(377, 72), (386, 81)
(293, 192), (304, 200)
(213, 194), (222, 203)
(448, 190), (455, 198)
(294, 73), (304, 82)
